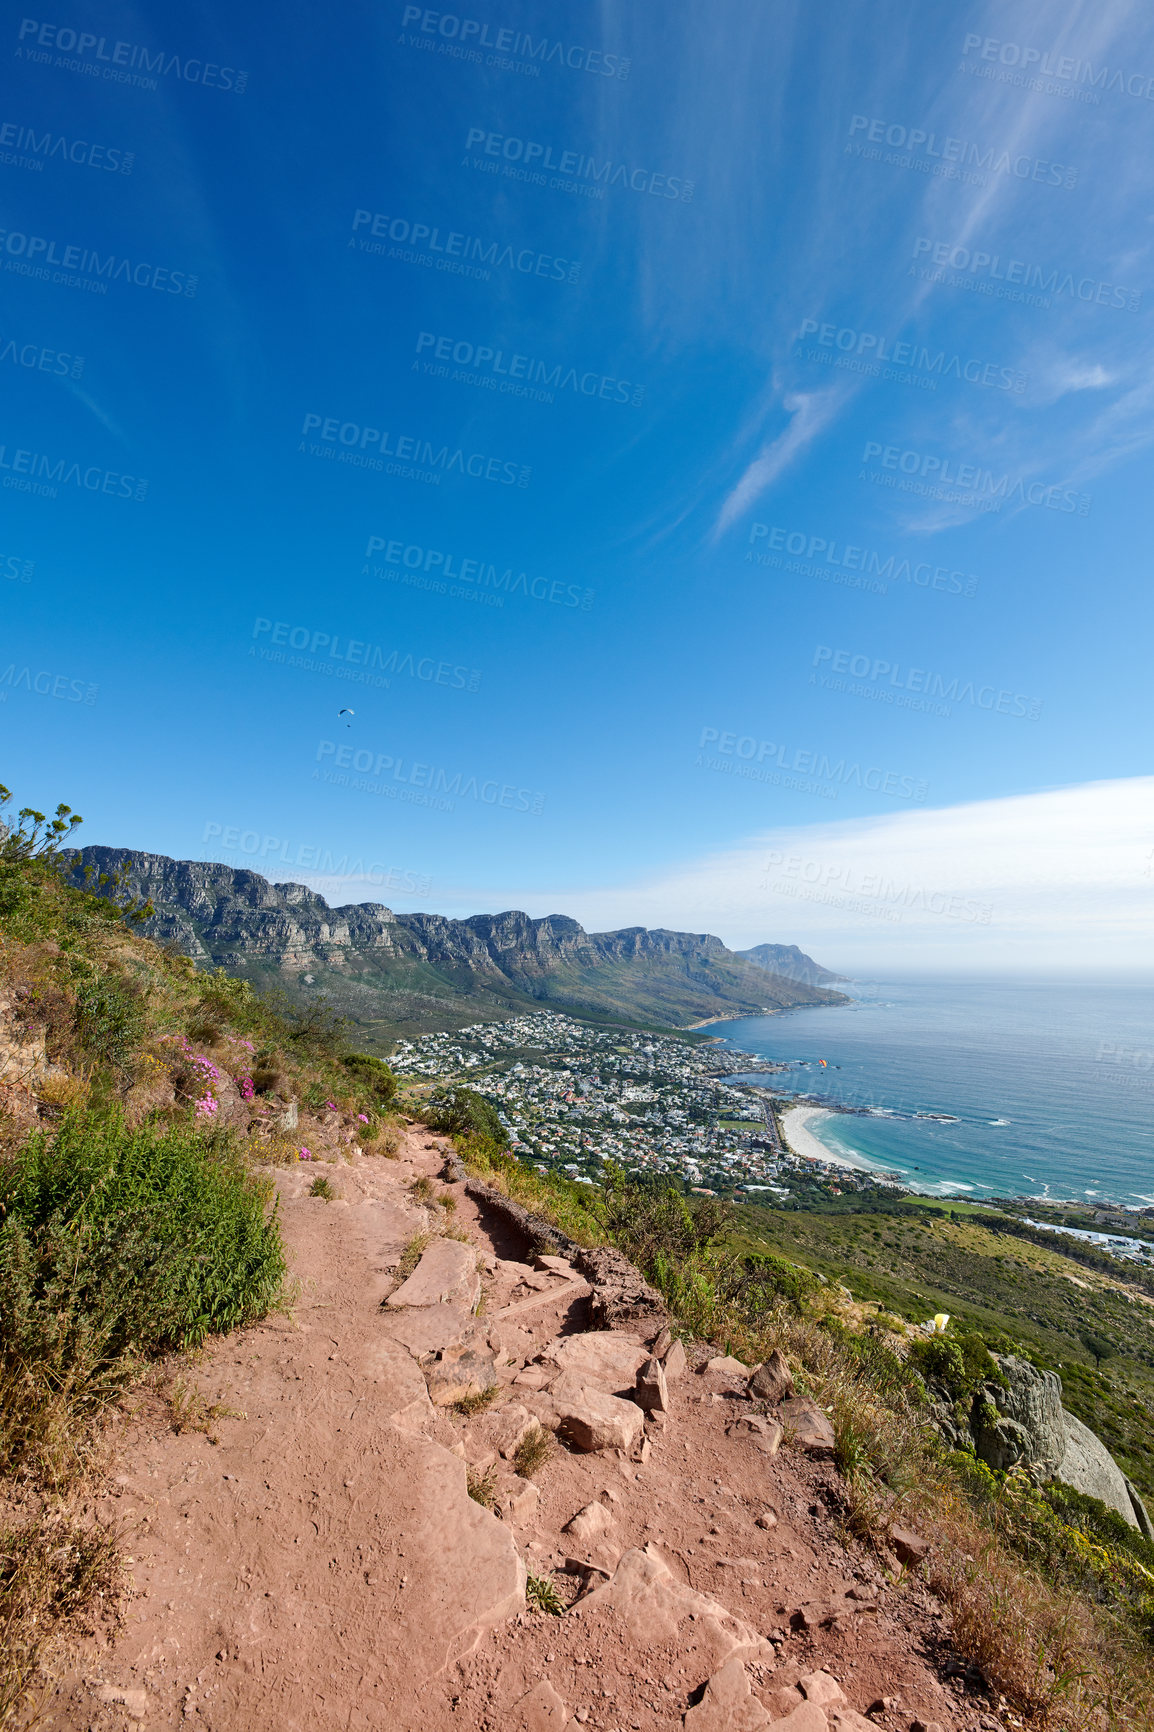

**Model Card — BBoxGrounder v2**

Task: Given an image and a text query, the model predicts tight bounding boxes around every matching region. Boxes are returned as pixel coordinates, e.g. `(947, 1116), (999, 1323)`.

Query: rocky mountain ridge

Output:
(738, 943), (848, 988)
(65, 847), (847, 1045)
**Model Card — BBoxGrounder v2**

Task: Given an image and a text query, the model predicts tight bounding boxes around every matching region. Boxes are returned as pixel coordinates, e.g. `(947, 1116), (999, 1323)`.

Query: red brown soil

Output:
(35, 1129), (1003, 1732)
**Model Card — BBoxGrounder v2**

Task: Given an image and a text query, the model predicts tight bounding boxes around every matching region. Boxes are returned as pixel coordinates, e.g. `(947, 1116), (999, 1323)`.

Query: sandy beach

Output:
(780, 1102), (885, 1175)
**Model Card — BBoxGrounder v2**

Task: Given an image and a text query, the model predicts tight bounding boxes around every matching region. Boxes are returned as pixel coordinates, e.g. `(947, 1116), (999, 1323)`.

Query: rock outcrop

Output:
(64, 846), (847, 1038)
(970, 1354), (1151, 1531)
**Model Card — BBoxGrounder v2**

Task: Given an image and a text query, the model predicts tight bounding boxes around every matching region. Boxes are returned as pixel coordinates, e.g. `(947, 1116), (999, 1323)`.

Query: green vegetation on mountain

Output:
(731, 1197), (1154, 1503)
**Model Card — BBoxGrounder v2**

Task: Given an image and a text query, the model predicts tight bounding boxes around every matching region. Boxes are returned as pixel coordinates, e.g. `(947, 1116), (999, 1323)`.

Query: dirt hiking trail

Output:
(38, 1128), (996, 1732)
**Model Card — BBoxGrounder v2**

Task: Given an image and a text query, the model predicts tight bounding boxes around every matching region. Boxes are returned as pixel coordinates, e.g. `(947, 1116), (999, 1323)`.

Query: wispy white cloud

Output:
(715, 386), (849, 532)
(365, 779), (1154, 974)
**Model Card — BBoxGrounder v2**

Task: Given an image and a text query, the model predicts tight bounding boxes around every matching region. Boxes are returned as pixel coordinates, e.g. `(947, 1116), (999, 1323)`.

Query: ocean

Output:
(716, 977), (1154, 1208)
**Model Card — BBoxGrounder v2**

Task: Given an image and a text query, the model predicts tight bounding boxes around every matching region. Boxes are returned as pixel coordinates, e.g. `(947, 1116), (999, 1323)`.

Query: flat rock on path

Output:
(386, 1235), (481, 1310)
(541, 1330), (651, 1394)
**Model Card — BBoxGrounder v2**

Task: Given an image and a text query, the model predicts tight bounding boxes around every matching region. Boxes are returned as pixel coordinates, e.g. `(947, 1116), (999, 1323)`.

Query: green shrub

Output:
(71, 975), (146, 1074)
(425, 1086), (508, 1145)
(343, 1051), (397, 1103)
(0, 1112), (284, 1480)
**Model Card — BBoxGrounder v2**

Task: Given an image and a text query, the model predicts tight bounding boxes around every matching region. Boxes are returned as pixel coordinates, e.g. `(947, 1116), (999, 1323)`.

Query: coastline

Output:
(779, 1102), (904, 1181)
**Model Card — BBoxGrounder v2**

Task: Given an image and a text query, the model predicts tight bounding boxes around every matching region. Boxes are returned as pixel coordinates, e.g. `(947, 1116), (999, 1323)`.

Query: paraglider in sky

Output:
(338, 708), (354, 728)
(818, 1058), (828, 1067)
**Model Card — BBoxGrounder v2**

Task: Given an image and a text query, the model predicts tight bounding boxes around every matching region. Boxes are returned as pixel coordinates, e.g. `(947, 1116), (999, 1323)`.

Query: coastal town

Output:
(389, 1009), (894, 1202)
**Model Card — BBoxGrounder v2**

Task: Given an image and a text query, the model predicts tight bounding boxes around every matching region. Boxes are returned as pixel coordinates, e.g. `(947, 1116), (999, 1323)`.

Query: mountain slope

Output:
(66, 847), (847, 1045)
(737, 942), (847, 987)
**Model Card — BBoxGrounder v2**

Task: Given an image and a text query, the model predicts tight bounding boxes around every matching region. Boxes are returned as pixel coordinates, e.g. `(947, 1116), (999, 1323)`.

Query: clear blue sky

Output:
(3, 0), (1152, 948)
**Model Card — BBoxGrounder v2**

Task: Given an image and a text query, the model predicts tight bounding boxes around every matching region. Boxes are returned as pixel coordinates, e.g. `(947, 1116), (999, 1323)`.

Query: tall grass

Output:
(0, 1111), (284, 1485)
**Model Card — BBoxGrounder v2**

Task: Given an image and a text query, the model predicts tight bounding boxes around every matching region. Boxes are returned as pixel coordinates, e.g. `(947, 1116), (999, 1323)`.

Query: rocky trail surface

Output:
(40, 1129), (997, 1732)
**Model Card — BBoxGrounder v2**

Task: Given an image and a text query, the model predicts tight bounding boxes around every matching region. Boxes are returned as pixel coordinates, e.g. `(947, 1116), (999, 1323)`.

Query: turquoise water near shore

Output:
(716, 978), (1154, 1207)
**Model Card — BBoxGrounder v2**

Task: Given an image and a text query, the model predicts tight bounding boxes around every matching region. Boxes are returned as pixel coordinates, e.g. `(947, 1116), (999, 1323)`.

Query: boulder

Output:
(1125, 1477), (1154, 1541)
(555, 1386), (645, 1453)
(748, 1349), (794, 1403)
(890, 1525), (929, 1568)
(535, 1254), (573, 1275)
(487, 1322), (537, 1368)
(682, 1657), (772, 1731)
(780, 1397), (836, 1456)
(1058, 1410), (1144, 1529)
(502, 1476), (540, 1524)
(386, 1238), (481, 1311)
(727, 1416), (782, 1455)
(663, 1338), (688, 1382)
(542, 1331), (650, 1394)
(635, 1356), (670, 1414)
(799, 1672), (847, 1707)
(423, 1347), (499, 1407)
(563, 1501), (615, 1544)
(705, 1354), (751, 1377)
(573, 1245), (668, 1332)
(652, 1326), (673, 1358)
(974, 1356), (1065, 1478)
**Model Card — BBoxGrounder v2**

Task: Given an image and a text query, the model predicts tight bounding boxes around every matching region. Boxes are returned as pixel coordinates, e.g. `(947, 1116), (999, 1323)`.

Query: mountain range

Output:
(68, 847), (847, 1046)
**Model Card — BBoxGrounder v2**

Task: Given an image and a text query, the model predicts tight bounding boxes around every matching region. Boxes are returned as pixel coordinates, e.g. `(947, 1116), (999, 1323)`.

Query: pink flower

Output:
(195, 1093), (218, 1118)
(298, 1148), (312, 1160)
(357, 1113), (369, 1123)
(240, 1077), (255, 1100)
(325, 1101), (338, 1111)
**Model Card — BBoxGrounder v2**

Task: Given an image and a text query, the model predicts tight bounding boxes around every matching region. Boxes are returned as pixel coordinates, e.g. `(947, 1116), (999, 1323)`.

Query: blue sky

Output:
(3, 0), (1152, 966)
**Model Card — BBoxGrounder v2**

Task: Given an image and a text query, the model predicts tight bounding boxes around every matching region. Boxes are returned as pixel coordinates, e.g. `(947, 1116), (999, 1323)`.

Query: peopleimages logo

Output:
(960, 34), (1154, 102)
(251, 618), (481, 691)
(0, 437), (148, 501)
(201, 822), (432, 894)
(299, 413), (530, 488)
(0, 660), (97, 703)
(910, 238), (1140, 313)
(812, 646), (1042, 720)
(696, 727), (928, 801)
(0, 333), (83, 378)
(315, 740), (546, 816)
(747, 522), (978, 597)
(15, 19), (248, 92)
(350, 209), (581, 285)
(414, 331), (644, 407)
(363, 537), (594, 611)
(846, 113), (1077, 188)
(0, 225), (197, 295)
(764, 853), (993, 925)
(0, 117), (133, 173)
(463, 127), (695, 200)
(861, 439), (1091, 516)
(797, 318), (1026, 392)
(399, 8), (630, 78)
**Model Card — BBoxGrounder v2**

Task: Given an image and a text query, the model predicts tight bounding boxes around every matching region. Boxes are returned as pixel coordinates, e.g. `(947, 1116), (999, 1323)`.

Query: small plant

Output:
(309, 1176), (336, 1201)
(525, 1572), (565, 1615)
(513, 1423), (554, 1479)
(466, 1464), (498, 1508)
(453, 1384), (500, 1417)
(391, 1232), (430, 1287)
(162, 1375), (243, 1443)
(410, 1175), (436, 1204)
(439, 1192), (457, 1215)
